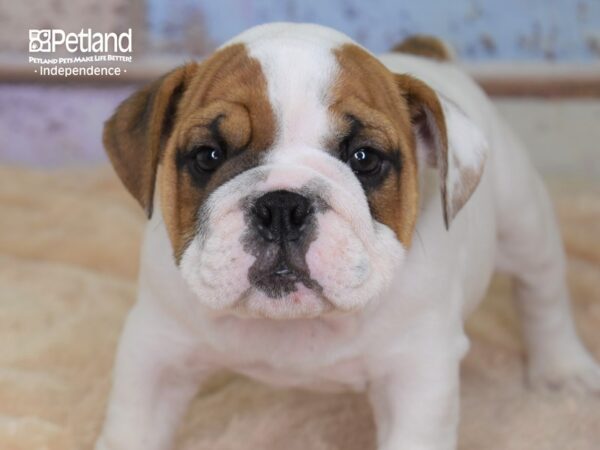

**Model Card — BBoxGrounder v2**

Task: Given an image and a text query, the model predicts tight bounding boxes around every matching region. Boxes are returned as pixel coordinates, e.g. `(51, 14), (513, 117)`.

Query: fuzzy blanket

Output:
(1, 165), (599, 450)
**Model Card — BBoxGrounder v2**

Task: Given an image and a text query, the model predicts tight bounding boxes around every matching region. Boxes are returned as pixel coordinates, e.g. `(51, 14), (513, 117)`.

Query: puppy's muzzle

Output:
(245, 190), (321, 298)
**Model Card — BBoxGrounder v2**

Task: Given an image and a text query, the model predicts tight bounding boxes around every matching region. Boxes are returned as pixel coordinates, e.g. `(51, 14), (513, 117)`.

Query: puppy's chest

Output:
(204, 316), (371, 392)
(232, 356), (370, 392)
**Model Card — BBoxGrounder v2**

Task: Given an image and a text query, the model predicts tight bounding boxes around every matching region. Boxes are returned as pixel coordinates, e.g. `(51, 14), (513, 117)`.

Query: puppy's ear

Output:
(396, 74), (487, 228)
(103, 63), (197, 218)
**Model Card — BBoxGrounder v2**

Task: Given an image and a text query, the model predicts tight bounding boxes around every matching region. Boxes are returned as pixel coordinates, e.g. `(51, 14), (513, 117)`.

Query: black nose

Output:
(252, 190), (313, 242)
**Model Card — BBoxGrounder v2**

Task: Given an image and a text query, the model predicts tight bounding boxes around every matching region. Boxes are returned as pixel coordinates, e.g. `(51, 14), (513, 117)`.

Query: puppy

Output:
(96, 23), (600, 450)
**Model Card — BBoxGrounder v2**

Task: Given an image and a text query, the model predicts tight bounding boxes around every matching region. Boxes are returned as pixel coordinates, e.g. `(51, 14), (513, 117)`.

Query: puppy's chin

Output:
(234, 284), (335, 319)
(190, 283), (372, 320)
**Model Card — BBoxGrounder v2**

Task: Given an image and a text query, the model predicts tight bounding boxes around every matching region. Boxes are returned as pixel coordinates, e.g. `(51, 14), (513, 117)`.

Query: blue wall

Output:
(147, 0), (600, 61)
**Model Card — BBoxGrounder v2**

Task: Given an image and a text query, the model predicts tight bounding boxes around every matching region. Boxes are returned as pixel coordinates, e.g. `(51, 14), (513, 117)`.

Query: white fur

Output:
(96, 23), (600, 450)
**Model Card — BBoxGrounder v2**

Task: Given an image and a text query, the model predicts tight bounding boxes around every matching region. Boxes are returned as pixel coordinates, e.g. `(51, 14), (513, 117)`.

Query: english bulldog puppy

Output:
(96, 23), (600, 450)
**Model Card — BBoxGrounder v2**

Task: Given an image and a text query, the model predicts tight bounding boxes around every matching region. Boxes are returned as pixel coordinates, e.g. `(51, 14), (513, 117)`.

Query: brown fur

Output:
(391, 35), (453, 61)
(104, 44), (276, 261)
(331, 44), (451, 244)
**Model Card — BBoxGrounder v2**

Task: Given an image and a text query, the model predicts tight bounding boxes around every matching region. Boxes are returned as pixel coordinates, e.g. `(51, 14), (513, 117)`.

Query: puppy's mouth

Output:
(247, 244), (322, 298)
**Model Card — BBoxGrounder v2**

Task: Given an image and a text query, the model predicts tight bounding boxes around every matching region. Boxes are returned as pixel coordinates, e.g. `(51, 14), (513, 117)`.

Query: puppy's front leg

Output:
(96, 302), (211, 450)
(368, 342), (464, 450)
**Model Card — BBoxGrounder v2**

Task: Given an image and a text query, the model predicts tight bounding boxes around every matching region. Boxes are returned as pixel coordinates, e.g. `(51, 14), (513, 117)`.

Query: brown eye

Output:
(193, 146), (224, 172)
(349, 147), (382, 175)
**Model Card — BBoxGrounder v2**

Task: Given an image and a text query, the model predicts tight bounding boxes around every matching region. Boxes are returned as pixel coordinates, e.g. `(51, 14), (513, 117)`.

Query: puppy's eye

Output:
(348, 147), (382, 176)
(192, 146), (225, 172)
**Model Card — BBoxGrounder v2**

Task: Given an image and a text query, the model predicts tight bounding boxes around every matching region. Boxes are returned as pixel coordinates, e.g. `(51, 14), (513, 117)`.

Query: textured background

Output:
(1, 0), (600, 60)
(145, 0), (600, 60)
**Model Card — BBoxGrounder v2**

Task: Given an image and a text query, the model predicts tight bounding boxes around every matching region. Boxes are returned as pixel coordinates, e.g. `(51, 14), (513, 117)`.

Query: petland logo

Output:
(29, 28), (132, 53)
(28, 28), (133, 77)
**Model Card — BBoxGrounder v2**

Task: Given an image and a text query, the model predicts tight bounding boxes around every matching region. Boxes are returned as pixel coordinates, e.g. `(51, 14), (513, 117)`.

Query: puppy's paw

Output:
(527, 349), (600, 395)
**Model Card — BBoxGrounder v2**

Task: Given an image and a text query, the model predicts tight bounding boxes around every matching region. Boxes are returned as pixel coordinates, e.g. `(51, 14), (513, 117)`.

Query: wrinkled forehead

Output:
(224, 23), (374, 149)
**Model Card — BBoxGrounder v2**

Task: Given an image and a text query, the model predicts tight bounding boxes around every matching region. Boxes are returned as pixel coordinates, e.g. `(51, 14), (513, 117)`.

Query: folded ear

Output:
(103, 63), (197, 217)
(396, 74), (487, 228)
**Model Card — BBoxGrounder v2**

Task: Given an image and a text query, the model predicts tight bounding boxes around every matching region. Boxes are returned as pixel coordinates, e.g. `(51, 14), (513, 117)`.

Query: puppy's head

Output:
(104, 23), (486, 319)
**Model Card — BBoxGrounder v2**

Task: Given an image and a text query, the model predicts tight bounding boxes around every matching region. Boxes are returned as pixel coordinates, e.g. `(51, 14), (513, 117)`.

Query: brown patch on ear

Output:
(103, 63), (198, 217)
(391, 35), (453, 61)
(395, 74), (448, 159)
(395, 74), (454, 228)
(332, 44), (420, 246)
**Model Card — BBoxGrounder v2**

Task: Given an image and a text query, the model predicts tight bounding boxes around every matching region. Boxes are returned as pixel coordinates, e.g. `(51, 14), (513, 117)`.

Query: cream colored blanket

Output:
(1, 166), (599, 450)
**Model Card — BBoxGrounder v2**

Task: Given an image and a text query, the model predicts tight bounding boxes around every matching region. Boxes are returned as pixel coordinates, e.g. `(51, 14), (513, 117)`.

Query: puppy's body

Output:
(97, 24), (600, 450)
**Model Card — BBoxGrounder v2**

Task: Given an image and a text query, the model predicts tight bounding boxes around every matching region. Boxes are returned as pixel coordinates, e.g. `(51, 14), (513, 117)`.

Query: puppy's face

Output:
(105, 24), (486, 319)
